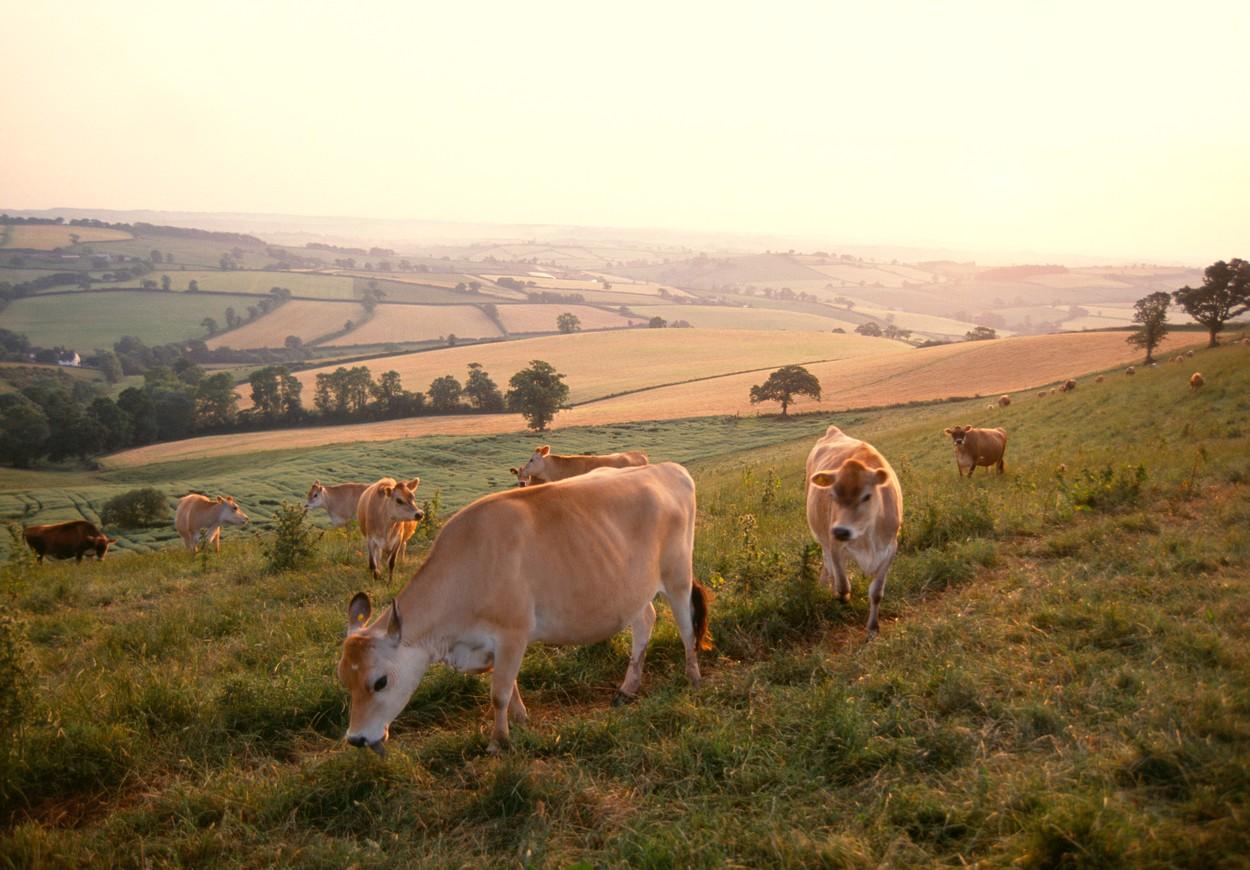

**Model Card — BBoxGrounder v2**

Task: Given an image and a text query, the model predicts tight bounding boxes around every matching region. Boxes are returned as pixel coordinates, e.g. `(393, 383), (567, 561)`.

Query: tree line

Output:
(0, 349), (569, 467)
(1127, 258), (1249, 361)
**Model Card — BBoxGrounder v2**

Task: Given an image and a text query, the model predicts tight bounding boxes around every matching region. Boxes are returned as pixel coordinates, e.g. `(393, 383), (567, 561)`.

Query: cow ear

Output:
(313, 479), (320, 486)
(537, 445), (550, 456)
(964, 424), (972, 430)
(406, 477), (421, 491)
(347, 592), (371, 633)
(107, 537), (118, 544)
(810, 471), (836, 488)
(216, 495), (225, 503)
(873, 469), (889, 486)
(386, 602), (402, 643)
(380, 484), (393, 496)
(943, 428), (953, 435)
(510, 468), (519, 476)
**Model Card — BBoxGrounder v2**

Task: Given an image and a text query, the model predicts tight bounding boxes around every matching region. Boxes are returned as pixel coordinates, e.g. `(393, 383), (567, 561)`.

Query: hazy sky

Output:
(2, 1), (1247, 262)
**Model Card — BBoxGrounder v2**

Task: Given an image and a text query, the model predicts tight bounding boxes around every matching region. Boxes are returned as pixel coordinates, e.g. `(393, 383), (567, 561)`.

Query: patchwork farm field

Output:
(113, 328), (1179, 467)
(627, 304), (857, 331)
(205, 300), (365, 349)
(494, 303), (644, 333)
(323, 304), (500, 347)
(153, 269), (356, 298)
(1, 343), (1247, 865)
(0, 224), (132, 249)
(0, 290), (250, 348)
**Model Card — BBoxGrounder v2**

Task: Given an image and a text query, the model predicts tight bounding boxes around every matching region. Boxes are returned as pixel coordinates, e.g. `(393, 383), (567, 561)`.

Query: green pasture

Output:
(148, 269), (356, 298)
(0, 344), (1247, 864)
(83, 236), (270, 269)
(0, 290), (254, 348)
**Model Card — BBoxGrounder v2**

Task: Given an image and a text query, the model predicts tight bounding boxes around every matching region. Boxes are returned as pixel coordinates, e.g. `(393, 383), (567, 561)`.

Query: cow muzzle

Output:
(347, 734), (388, 757)
(833, 526), (853, 542)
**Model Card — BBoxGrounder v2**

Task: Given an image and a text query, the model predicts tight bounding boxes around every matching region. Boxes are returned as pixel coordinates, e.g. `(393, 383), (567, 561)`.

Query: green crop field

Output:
(149, 269), (357, 298)
(0, 290), (254, 348)
(0, 343), (1246, 864)
(86, 236), (271, 268)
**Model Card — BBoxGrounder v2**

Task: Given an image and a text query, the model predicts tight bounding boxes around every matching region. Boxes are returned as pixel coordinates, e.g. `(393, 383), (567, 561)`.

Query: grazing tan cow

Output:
(338, 462), (710, 755)
(305, 480), (369, 527)
(357, 477), (423, 581)
(1126, 366), (1136, 375)
(944, 425), (1007, 477)
(1190, 372), (1205, 391)
(1095, 375), (1105, 383)
(806, 427), (903, 635)
(1037, 390), (1048, 398)
(998, 395), (1011, 407)
(23, 520), (116, 563)
(1186, 349), (1195, 358)
(511, 445), (648, 486)
(175, 494), (248, 553)
(1059, 379), (1077, 392)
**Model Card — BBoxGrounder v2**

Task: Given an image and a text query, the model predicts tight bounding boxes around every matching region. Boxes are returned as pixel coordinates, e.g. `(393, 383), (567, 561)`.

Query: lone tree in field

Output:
(556, 312), (581, 333)
(507, 359), (569, 432)
(964, 325), (998, 341)
(1126, 291), (1170, 363)
(750, 364), (822, 417)
(1173, 258), (1250, 347)
(855, 321), (882, 337)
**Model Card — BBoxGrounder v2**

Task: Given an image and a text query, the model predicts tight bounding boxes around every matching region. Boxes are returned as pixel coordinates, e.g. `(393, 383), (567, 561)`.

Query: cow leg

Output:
(507, 681), (529, 725)
(997, 458), (1005, 474)
(212, 527), (222, 553)
(824, 547), (851, 602)
(487, 638), (526, 754)
(386, 543), (399, 582)
(615, 600), (656, 703)
(666, 583), (703, 688)
(367, 540), (380, 579)
(866, 548), (897, 636)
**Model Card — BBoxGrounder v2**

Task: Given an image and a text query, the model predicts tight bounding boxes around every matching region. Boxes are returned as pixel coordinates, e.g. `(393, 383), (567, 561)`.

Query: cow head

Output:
(378, 478), (424, 523)
(809, 459), (890, 543)
(339, 592), (429, 756)
(515, 445), (551, 486)
(944, 425), (973, 447)
(508, 467), (527, 487)
(91, 534), (117, 560)
(305, 480), (327, 511)
(216, 495), (249, 525)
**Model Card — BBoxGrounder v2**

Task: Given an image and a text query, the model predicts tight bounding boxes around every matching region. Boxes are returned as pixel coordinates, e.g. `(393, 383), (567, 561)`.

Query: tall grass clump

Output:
(902, 488), (994, 551)
(1058, 464), (1147, 513)
(261, 502), (321, 573)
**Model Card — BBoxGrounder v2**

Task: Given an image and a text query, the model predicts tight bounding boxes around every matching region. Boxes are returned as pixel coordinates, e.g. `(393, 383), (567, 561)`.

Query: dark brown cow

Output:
(1059, 379), (1077, 392)
(24, 520), (116, 563)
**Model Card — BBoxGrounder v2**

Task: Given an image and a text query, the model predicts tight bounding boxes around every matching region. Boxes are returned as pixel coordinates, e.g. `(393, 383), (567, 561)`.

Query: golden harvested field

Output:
(495, 303), (644, 333)
(1026, 272), (1133, 290)
(587, 276), (697, 299)
(627, 304), (857, 332)
(480, 274), (602, 292)
(115, 329), (1197, 467)
(1, 224), (132, 249)
(205, 300), (363, 349)
(323, 304), (499, 346)
(844, 301), (992, 336)
(237, 329), (894, 410)
(810, 263), (914, 286)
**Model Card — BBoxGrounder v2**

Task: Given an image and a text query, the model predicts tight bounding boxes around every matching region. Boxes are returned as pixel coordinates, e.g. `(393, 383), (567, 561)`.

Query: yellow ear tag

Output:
(356, 614), (365, 622)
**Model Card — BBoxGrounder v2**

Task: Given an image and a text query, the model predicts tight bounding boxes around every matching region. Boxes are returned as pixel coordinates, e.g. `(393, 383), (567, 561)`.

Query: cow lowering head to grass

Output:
(306, 480), (369, 527)
(511, 445), (648, 486)
(23, 520), (117, 563)
(338, 462), (710, 755)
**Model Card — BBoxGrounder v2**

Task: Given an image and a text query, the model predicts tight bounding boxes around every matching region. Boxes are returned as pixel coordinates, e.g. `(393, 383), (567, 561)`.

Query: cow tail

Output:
(690, 579), (714, 652)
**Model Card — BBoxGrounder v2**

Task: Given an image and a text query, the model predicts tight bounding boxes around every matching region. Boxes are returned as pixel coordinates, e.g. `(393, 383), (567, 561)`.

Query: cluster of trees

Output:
(854, 322), (913, 341)
(0, 263), (155, 308)
(1127, 258), (1249, 359)
(0, 355), (571, 467)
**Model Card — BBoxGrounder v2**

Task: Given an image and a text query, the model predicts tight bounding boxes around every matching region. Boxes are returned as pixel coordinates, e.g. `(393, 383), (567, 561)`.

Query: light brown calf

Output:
(511, 445), (648, 486)
(357, 477), (423, 580)
(1190, 372), (1205, 391)
(338, 462), (709, 755)
(806, 426), (903, 635)
(944, 425), (1007, 477)
(175, 494), (249, 553)
(306, 480), (369, 527)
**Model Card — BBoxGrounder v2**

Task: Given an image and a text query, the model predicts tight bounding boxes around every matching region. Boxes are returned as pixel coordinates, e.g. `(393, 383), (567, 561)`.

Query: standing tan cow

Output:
(944, 426), (1007, 477)
(997, 395), (1011, 407)
(1190, 372), (1205, 391)
(1126, 366), (1136, 376)
(806, 427), (903, 635)
(1095, 375), (1105, 383)
(306, 480), (369, 527)
(338, 462), (710, 755)
(357, 477), (423, 580)
(511, 445), (648, 486)
(175, 494), (249, 553)
(1059, 379), (1077, 392)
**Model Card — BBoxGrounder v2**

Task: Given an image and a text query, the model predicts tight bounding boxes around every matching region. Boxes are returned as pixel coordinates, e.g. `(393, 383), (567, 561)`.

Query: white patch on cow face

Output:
(811, 463), (888, 544)
(219, 499), (249, 525)
(305, 485), (326, 511)
(339, 634), (429, 749)
(383, 484), (423, 523)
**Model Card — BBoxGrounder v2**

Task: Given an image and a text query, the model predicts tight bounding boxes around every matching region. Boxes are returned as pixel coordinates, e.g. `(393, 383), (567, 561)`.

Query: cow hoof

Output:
(839, 592), (852, 604)
(612, 690), (637, 707)
(486, 739), (509, 755)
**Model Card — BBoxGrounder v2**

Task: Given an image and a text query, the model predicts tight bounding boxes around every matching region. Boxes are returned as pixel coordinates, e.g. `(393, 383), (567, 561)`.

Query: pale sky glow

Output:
(2, 0), (1248, 261)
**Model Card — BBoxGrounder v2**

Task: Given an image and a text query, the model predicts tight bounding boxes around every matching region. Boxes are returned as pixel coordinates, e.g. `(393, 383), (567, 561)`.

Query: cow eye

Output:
(395, 497), (404, 504)
(373, 675), (388, 692)
(860, 493), (871, 503)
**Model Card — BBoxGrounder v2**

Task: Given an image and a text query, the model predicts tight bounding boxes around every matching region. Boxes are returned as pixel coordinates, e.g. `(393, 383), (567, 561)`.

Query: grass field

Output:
(627, 303), (857, 331)
(151, 269), (356, 298)
(495, 304), (644, 333)
(0, 290), (254, 348)
(0, 343), (1246, 864)
(87, 236), (269, 268)
(205, 300), (366, 350)
(323, 304), (500, 347)
(238, 329), (899, 413)
(0, 224), (132, 250)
